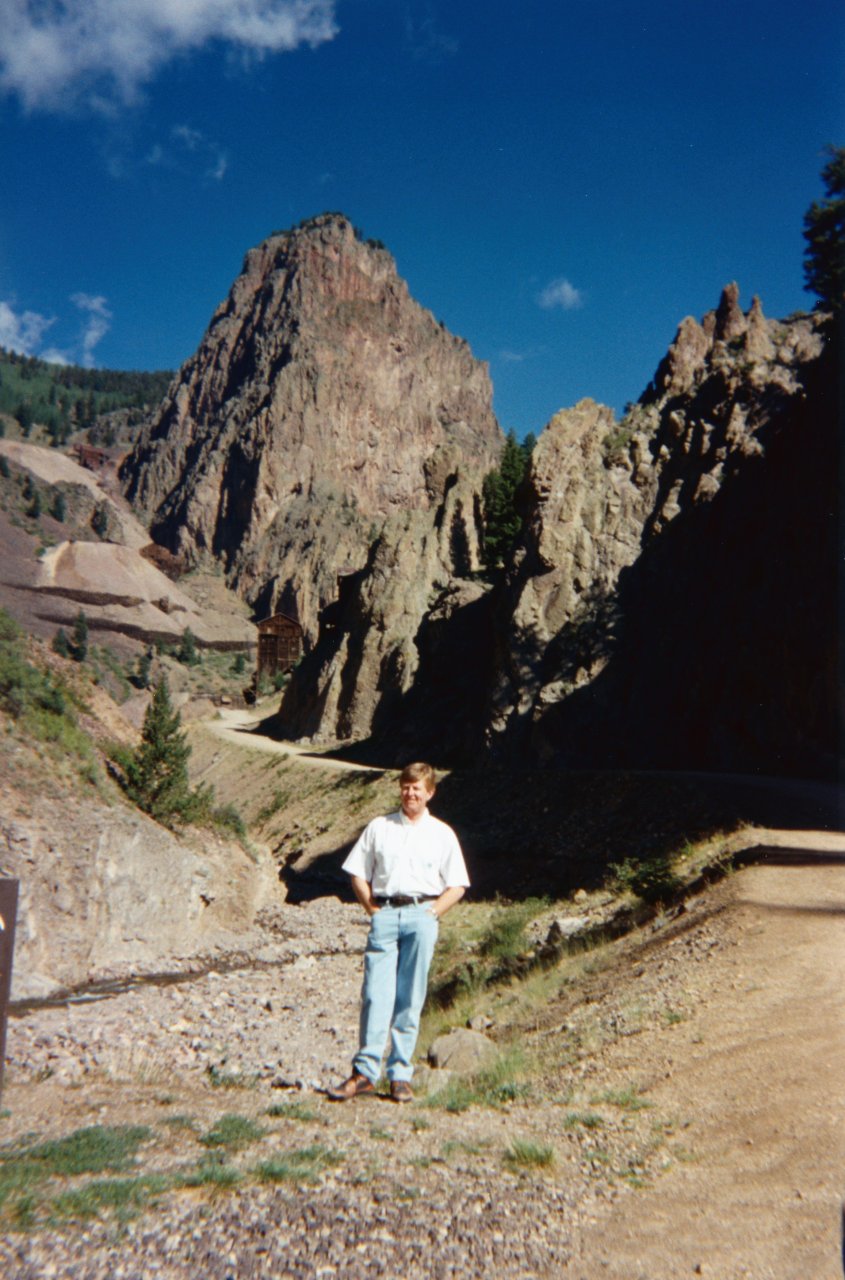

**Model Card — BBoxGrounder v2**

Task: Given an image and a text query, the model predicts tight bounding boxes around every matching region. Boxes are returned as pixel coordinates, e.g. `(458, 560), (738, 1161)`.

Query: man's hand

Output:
(351, 875), (380, 916)
(430, 885), (465, 920)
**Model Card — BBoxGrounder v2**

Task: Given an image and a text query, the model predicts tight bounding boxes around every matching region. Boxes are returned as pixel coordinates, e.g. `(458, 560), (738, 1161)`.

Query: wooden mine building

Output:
(256, 612), (303, 678)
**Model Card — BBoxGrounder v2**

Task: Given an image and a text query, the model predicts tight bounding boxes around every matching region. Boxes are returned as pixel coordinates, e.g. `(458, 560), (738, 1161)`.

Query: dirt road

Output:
(207, 706), (383, 772)
(567, 836), (845, 1279)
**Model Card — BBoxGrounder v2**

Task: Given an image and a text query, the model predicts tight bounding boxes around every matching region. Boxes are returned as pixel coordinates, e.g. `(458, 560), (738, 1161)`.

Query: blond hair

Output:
(399, 761), (436, 792)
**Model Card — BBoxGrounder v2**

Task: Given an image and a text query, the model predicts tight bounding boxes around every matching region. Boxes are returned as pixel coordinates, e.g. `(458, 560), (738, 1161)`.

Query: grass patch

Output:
(161, 1115), (198, 1132)
(0, 1125), (153, 1228)
(253, 1144), (343, 1184)
(442, 1139), (489, 1158)
(49, 1174), (171, 1223)
(178, 1155), (243, 1189)
(0, 609), (103, 787)
(206, 1064), (258, 1089)
(477, 897), (550, 963)
(589, 1086), (652, 1111)
(369, 1126), (394, 1142)
(266, 1100), (319, 1123)
(562, 1111), (604, 1131)
(503, 1139), (555, 1170)
(424, 1051), (530, 1114)
(199, 1115), (265, 1150)
(0, 1125), (151, 1178)
(257, 787), (290, 824)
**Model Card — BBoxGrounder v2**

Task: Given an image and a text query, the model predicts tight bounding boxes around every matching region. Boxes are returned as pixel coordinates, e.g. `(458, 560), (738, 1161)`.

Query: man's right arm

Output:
(351, 874), (379, 917)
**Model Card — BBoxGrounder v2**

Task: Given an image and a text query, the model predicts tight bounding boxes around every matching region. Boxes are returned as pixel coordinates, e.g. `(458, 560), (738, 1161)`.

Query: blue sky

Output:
(0, 1), (841, 437)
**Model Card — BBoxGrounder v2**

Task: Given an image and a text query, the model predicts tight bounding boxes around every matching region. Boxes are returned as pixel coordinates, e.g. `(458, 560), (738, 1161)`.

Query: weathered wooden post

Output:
(0, 879), (19, 1103)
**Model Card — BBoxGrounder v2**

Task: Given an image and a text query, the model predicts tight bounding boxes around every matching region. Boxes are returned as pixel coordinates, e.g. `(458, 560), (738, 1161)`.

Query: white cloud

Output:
(207, 151), (229, 182)
(405, 8), (458, 62)
(40, 347), (72, 365)
(146, 124), (229, 182)
(72, 293), (112, 367)
(0, 0), (339, 112)
(0, 294), (112, 365)
(538, 277), (584, 311)
(0, 300), (55, 355)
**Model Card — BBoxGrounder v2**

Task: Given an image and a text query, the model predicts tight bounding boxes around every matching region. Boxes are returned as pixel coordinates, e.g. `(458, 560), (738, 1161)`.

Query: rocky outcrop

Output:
(276, 454), (496, 755)
(120, 214), (502, 641)
(25, 540), (255, 650)
(486, 288), (835, 776)
(0, 439), (149, 549)
(2, 792), (277, 999)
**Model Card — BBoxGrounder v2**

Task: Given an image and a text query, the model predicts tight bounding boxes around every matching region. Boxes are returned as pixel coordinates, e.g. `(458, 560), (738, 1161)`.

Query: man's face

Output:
(400, 778), (434, 821)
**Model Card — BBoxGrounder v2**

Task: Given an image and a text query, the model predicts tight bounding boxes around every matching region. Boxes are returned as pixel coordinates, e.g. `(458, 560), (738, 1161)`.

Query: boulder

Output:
(428, 1028), (498, 1073)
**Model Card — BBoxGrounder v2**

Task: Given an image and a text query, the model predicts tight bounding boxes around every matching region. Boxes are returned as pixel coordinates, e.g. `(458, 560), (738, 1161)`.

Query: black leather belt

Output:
(374, 894), (437, 907)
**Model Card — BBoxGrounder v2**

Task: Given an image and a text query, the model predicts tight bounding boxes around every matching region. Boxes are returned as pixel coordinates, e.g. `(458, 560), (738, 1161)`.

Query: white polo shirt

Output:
(342, 809), (469, 898)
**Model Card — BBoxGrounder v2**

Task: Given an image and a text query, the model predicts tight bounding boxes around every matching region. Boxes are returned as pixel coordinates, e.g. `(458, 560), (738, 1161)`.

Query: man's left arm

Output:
(431, 826), (469, 919)
(430, 885), (465, 920)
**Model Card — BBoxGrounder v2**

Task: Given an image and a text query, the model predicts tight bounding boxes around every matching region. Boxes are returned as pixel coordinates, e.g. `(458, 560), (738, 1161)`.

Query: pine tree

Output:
(481, 430), (530, 569)
(803, 145), (845, 314)
(91, 504), (109, 538)
(70, 610), (88, 662)
(52, 628), (70, 658)
(122, 677), (206, 826)
(177, 627), (200, 666)
(134, 649), (152, 689)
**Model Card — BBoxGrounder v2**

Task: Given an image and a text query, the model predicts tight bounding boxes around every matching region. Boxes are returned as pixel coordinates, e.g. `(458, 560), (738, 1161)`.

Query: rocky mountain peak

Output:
(120, 215), (502, 639)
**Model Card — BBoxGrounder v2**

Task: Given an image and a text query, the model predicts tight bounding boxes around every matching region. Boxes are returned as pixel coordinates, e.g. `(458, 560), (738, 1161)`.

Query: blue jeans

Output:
(353, 903), (439, 1083)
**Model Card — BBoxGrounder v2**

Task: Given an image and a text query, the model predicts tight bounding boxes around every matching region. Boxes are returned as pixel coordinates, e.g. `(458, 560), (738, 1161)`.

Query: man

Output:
(328, 762), (469, 1103)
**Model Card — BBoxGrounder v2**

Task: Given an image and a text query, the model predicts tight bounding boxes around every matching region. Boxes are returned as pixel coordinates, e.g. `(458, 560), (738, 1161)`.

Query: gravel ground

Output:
(2, 851), (842, 1279)
(0, 893), (648, 1278)
(6, 898), (369, 1091)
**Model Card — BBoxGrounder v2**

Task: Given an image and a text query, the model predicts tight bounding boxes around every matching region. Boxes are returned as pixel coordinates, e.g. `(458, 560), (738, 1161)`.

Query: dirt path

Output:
(566, 838), (845, 1279)
(207, 706), (383, 772)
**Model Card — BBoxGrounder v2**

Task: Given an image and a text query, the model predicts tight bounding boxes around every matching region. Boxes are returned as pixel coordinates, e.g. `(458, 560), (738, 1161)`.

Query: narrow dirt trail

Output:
(567, 839), (845, 1280)
(206, 706), (383, 772)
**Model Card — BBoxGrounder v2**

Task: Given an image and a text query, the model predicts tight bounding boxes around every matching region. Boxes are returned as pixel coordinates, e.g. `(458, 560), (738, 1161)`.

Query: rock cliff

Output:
(120, 214), (502, 641)
(277, 286), (836, 776)
(486, 287), (835, 776)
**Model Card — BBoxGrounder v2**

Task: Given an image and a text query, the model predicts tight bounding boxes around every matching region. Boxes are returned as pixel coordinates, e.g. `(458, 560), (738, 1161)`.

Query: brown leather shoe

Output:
(327, 1072), (375, 1101)
(389, 1079), (413, 1104)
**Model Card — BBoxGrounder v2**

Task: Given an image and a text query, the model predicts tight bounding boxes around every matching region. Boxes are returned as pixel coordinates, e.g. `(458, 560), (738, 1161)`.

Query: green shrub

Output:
(478, 897), (549, 962)
(608, 855), (681, 903)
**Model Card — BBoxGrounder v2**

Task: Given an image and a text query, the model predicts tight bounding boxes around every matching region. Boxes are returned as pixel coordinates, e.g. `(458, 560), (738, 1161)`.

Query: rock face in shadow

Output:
(120, 213), (502, 642)
(486, 288), (836, 777)
(276, 504), (497, 759)
(276, 286), (836, 778)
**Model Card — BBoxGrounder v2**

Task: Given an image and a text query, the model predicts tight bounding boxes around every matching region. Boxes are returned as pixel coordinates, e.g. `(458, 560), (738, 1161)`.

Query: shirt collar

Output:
(398, 808), (430, 827)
